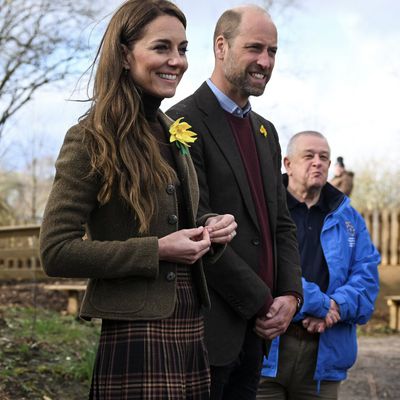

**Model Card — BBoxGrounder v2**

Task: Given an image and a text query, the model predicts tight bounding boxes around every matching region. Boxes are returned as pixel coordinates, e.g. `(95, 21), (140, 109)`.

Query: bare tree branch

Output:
(0, 0), (98, 138)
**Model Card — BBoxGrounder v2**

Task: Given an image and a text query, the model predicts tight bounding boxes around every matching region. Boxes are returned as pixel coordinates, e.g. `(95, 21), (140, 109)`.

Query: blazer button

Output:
(166, 272), (176, 282)
(166, 184), (175, 195)
(251, 238), (260, 246)
(168, 214), (178, 225)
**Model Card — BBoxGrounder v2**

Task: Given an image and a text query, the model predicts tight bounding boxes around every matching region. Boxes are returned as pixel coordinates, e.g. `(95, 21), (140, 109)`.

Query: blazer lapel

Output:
(159, 112), (196, 226)
(194, 83), (260, 231)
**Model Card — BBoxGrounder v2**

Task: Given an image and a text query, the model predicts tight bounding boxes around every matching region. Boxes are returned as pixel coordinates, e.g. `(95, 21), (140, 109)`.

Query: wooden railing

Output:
(0, 225), (43, 280)
(0, 208), (399, 280)
(361, 209), (400, 267)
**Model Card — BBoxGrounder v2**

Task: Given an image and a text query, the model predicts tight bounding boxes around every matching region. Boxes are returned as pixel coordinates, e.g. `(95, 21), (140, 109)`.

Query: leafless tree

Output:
(0, 169), (20, 225)
(0, 0), (98, 138)
(1, 131), (55, 224)
(351, 161), (400, 211)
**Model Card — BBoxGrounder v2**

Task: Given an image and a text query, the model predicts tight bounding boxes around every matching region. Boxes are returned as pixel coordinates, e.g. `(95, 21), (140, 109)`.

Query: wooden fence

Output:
(0, 208), (399, 279)
(361, 209), (400, 267)
(0, 225), (44, 280)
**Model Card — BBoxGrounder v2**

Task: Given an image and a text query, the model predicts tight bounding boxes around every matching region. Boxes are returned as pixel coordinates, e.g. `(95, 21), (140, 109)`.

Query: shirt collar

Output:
(206, 79), (251, 118)
(286, 189), (328, 212)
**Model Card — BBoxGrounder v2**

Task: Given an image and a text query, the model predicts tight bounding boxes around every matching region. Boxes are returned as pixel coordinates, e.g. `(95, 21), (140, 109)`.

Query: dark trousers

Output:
(210, 323), (264, 400)
(259, 327), (340, 399)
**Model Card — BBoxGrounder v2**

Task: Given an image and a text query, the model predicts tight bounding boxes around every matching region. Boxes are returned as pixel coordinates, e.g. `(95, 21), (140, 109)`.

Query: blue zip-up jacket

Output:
(263, 181), (380, 382)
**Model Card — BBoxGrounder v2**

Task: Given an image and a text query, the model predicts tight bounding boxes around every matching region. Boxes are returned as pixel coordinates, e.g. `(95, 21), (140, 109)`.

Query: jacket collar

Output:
(282, 173), (345, 213)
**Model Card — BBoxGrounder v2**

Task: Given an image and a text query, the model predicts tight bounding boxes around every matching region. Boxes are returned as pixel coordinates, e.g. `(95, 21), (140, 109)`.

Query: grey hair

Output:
(286, 130), (331, 157)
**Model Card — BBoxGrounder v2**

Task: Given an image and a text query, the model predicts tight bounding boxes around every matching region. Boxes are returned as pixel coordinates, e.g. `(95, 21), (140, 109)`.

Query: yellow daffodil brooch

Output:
(169, 117), (197, 155)
(260, 124), (268, 138)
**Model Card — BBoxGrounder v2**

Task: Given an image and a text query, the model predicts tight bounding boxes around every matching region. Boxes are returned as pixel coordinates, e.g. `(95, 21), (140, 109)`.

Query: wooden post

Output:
(390, 209), (399, 266)
(67, 290), (81, 315)
(386, 296), (400, 331)
(364, 211), (372, 240)
(381, 209), (389, 266)
(372, 209), (380, 249)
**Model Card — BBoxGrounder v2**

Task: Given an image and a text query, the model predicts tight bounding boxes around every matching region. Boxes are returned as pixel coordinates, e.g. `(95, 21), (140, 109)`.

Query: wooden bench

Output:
(44, 283), (87, 315)
(386, 295), (400, 331)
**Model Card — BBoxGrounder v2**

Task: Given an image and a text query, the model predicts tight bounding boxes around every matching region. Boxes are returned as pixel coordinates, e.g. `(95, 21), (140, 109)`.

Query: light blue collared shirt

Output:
(206, 79), (251, 118)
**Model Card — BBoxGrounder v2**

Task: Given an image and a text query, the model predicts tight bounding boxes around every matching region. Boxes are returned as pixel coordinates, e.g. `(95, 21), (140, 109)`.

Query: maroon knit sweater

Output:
(226, 112), (274, 316)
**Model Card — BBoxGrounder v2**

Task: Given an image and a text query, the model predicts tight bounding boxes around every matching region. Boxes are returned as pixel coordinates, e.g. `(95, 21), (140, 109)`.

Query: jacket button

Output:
(166, 184), (175, 195)
(166, 272), (176, 281)
(251, 238), (260, 246)
(168, 214), (178, 225)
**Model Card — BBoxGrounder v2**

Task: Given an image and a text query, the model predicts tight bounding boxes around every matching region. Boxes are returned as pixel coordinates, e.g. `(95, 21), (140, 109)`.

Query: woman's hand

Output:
(205, 214), (237, 244)
(158, 226), (211, 264)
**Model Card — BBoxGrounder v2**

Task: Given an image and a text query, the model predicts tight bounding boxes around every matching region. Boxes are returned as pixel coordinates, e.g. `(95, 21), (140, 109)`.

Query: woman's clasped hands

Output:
(159, 214), (237, 264)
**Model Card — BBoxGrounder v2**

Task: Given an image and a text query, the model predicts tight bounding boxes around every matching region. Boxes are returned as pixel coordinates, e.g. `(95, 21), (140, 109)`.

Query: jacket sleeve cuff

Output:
(330, 293), (348, 320)
(320, 294), (331, 318)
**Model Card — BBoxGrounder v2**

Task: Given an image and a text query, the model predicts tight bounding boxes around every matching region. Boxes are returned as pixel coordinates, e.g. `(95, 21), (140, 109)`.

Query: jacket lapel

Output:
(194, 83), (260, 231)
(159, 112), (196, 226)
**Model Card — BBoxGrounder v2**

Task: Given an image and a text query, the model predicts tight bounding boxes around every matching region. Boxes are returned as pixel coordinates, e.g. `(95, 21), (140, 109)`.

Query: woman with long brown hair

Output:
(40, 1), (236, 398)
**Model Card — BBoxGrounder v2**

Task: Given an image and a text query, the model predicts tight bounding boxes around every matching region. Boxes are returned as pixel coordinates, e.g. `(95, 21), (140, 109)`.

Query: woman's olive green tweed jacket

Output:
(40, 113), (216, 321)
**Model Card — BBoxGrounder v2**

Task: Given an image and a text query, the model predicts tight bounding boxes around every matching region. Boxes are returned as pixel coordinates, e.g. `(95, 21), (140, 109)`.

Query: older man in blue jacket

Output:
(260, 131), (380, 399)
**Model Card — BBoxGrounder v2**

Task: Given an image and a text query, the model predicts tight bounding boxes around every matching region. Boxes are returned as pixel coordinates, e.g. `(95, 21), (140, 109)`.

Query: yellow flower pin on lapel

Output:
(260, 124), (268, 138)
(169, 117), (198, 156)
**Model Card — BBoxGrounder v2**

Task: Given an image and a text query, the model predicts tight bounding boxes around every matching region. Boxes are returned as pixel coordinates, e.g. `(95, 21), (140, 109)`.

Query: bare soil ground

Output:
(1, 281), (400, 400)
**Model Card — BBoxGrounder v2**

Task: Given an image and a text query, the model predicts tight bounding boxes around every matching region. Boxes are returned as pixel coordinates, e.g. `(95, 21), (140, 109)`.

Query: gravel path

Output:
(339, 335), (400, 400)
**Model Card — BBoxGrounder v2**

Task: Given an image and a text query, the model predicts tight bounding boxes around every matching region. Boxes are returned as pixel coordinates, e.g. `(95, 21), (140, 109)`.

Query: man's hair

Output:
(286, 131), (330, 157)
(213, 9), (242, 48)
(213, 5), (270, 49)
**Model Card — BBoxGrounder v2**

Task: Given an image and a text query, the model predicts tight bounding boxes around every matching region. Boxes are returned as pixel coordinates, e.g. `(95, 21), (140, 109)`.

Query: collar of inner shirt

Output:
(206, 79), (251, 118)
(287, 189), (329, 213)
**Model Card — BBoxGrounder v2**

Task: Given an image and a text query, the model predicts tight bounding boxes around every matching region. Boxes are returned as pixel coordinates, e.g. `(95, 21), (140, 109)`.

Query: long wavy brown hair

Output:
(81, 0), (186, 233)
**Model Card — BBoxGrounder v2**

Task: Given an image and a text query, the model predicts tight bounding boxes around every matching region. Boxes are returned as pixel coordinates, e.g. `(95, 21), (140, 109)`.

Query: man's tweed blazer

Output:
(167, 83), (302, 365)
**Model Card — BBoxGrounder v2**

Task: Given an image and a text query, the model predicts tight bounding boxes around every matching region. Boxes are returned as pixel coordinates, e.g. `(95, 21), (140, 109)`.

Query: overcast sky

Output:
(3, 0), (400, 172)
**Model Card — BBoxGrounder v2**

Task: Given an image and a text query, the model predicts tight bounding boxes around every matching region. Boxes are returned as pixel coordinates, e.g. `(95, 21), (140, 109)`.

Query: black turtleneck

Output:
(141, 92), (162, 122)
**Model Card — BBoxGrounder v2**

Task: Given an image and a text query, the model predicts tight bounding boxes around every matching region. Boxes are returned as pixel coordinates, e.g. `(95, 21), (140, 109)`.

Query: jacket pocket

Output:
(324, 323), (357, 371)
(88, 277), (147, 314)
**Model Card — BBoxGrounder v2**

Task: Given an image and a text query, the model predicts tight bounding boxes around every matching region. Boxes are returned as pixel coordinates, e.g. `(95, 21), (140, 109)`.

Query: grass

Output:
(0, 306), (100, 400)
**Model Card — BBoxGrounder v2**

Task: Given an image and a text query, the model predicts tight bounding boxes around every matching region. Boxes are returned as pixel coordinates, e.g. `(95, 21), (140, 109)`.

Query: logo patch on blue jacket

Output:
(345, 221), (356, 247)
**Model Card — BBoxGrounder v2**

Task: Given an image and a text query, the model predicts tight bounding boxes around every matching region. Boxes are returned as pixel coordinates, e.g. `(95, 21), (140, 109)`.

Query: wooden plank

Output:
(44, 284), (86, 291)
(0, 225), (40, 239)
(44, 283), (87, 315)
(385, 295), (400, 302)
(0, 269), (47, 280)
(0, 248), (39, 258)
(372, 209), (380, 249)
(381, 209), (390, 266)
(390, 209), (399, 266)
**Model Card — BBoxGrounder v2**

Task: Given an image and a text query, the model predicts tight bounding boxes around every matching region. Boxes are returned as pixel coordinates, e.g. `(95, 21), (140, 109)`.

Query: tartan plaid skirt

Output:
(89, 266), (210, 400)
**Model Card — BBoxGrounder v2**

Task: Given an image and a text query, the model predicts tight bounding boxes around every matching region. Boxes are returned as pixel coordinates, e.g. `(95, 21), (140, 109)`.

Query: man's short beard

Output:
(224, 59), (268, 98)
(241, 82), (266, 97)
